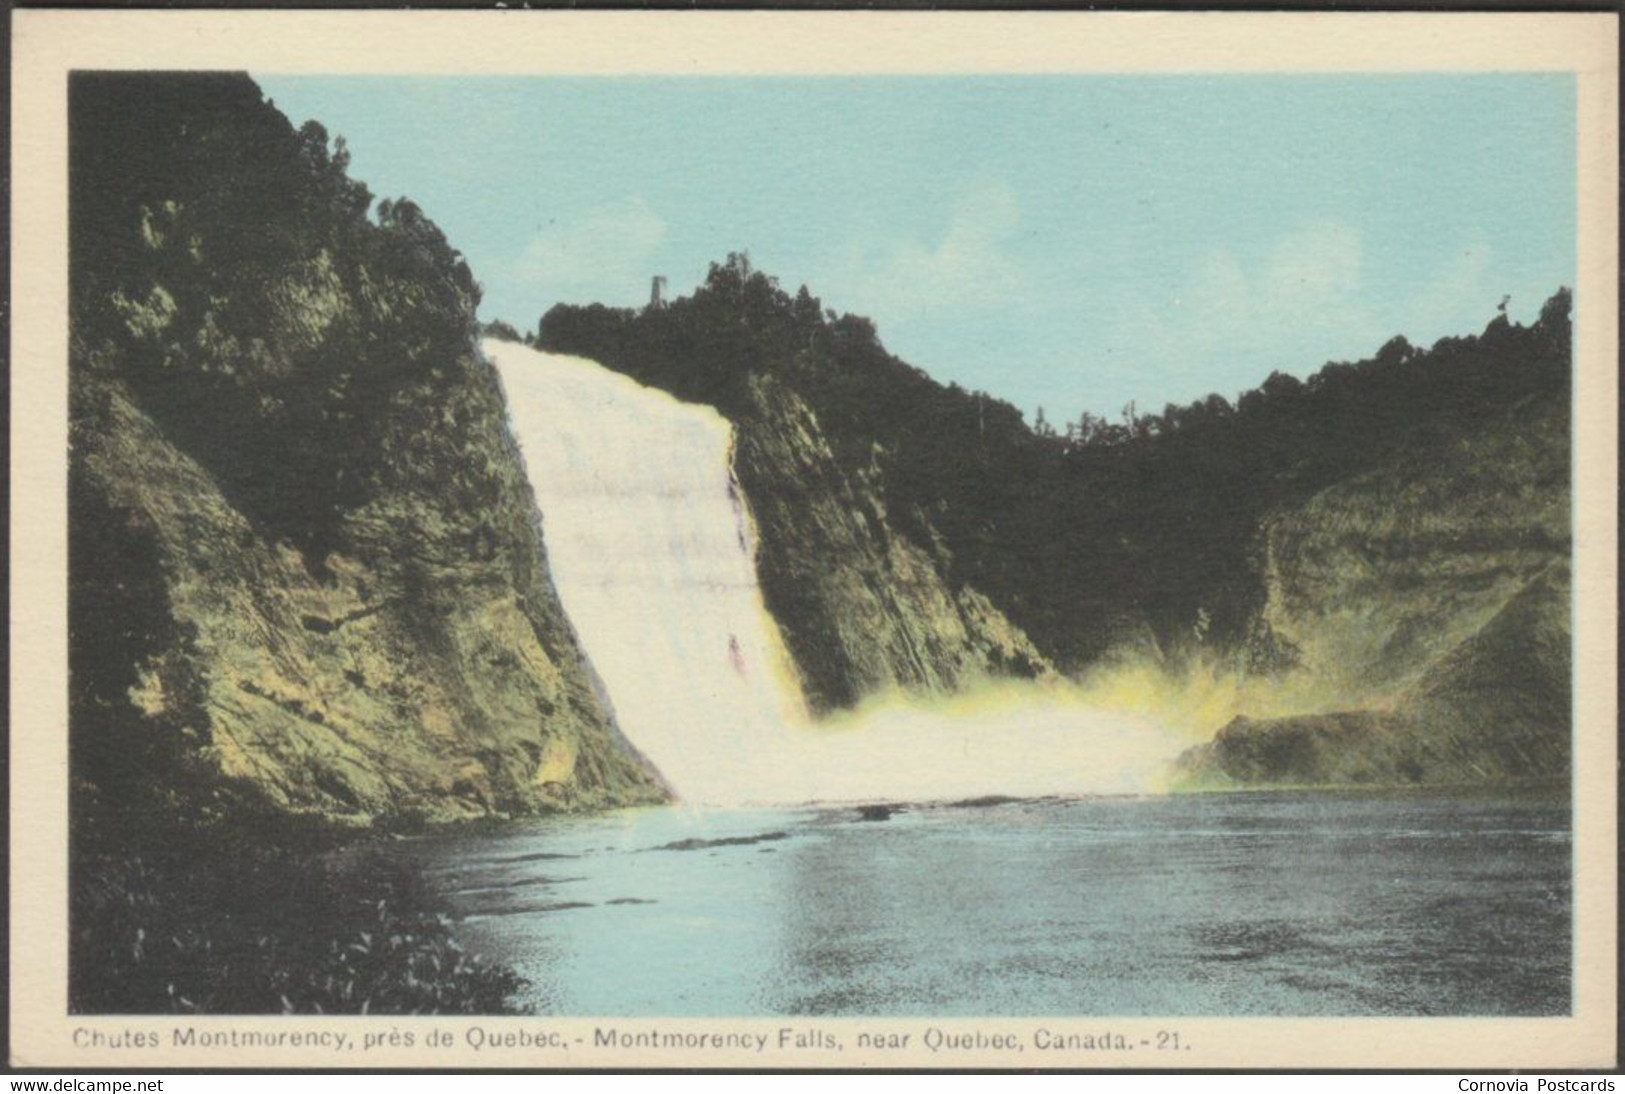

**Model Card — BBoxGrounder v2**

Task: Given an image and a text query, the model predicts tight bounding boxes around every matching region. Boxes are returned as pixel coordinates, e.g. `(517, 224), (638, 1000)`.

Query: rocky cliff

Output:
(1178, 569), (1570, 787)
(69, 73), (666, 831)
(730, 373), (1052, 713)
(70, 72), (1568, 812)
(1177, 391), (1571, 786)
(540, 258), (1573, 786)
(537, 257), (1053, 715)
(1252, 391), (1569, 700)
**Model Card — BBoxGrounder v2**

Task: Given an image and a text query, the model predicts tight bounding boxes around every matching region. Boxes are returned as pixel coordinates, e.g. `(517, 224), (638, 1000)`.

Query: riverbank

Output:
(70, 810), (531, 1015)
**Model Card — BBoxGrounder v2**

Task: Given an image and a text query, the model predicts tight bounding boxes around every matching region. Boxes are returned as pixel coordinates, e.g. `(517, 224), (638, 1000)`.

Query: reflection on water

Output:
(400, 790), (1570, 1016)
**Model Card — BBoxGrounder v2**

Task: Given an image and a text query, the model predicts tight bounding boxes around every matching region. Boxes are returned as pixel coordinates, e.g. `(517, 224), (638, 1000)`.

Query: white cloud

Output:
(1413, 239), (1494, 329)
(1173, 220), (1366, 338)
(1261, 220), (1364, 317)
(1184, 251), (1251, 329)
(505, 196), (668, 305)
(1098, 220), (1382, 406)
(819, 182), (1032, 320)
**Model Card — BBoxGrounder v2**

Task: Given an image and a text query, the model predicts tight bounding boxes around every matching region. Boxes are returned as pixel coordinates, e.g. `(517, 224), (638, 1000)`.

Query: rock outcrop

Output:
(70, 74), (1571, 811)
(729, 374), (1052, 713)
(70, 73), (665, 827)
(539, 257), (1572, 786)
(538, 257), (1054, 716)
(1177, 395), (1571, 787)
(1250, 394), (1569, 702)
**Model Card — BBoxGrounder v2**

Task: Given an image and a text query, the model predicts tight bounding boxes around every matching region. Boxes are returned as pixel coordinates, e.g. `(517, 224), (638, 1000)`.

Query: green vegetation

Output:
(479, 318), (526, 343)
(545, 254), (1056, 711)
(541, 255), (1572, 782)
(540, 255), (1570, 674)
(68, 69), (1574, 1015)
(73, 75), (477, 567)
(71, 71), (664, 826)
(73, 834), (526, 1016)
(68, 72), (662, 1013)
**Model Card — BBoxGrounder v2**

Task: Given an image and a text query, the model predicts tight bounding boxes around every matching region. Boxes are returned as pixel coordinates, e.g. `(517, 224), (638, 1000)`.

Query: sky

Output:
(255, 75), (1576, 424)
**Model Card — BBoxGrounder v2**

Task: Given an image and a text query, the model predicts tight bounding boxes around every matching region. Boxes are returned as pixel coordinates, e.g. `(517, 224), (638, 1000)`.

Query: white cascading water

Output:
(488, 339), (1182, 806)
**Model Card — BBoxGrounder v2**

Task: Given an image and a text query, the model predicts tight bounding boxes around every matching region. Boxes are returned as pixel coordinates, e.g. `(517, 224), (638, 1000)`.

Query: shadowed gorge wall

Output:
(728, 372), (1055, 713)
(1177, 394), (1572, 786)
(540, 256), (1572, 785)
(538, 257), (1057, 715)
(69, 73), (666, 830)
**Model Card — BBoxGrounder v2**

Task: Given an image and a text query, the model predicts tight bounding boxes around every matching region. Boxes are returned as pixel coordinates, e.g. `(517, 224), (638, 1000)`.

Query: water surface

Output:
(404, 790), (1570, 1016)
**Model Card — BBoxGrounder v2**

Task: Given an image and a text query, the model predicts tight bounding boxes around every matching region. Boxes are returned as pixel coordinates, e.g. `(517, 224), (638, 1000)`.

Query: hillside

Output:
(1177, 395), (1571, 786)
(67, 70), (1573, 825)
(539, 257), (1572, 784)
(69, 72), (667, 836)
(62, 75), (1576, 1022)
(539, 256), (1054, 713)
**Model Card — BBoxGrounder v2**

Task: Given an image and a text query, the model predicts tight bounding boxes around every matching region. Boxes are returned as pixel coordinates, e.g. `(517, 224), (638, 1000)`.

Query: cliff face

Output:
(1177, 394), (1571, 786)
(1180, 571), (1570, 787)
(70, 73), (665, 830)
(731, 375), (1052, 714)
(540, 259), (1572, 787)
(1252, 394), (1569, 700)
(538, 260), (1054, 716)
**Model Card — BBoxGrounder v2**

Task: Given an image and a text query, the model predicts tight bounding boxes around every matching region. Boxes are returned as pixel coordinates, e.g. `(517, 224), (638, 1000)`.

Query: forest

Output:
(72, 73), (484, 572)
(539, 254), (1572, 669)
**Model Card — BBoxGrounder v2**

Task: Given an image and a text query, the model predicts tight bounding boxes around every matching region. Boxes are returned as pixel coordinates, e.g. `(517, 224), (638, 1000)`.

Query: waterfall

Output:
(488, 339), (805, 805)
(488, 339), (1181, 806)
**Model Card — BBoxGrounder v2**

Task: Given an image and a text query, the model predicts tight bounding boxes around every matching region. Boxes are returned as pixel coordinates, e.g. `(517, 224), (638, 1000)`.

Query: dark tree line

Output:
(69, 72), (505, 837)
(540, 255), (1572, 669)
(71, 72), (483, 571)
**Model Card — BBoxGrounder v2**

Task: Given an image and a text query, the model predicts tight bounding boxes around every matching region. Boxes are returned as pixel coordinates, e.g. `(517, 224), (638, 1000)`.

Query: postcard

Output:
(9, 9), (1618, 1071)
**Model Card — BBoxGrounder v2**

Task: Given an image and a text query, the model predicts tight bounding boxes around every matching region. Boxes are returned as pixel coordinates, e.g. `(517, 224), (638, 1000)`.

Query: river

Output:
(403, 789), (1568, 1016)
(480, 339), (1569, 1017)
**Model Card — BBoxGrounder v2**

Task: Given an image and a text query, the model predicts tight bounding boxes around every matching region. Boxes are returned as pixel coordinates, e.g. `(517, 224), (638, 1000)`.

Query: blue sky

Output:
(256, 75), (1575, 423)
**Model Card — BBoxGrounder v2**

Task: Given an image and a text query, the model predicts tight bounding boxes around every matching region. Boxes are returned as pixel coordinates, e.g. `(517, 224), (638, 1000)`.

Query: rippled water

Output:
(402, 789), (1570, 1016)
